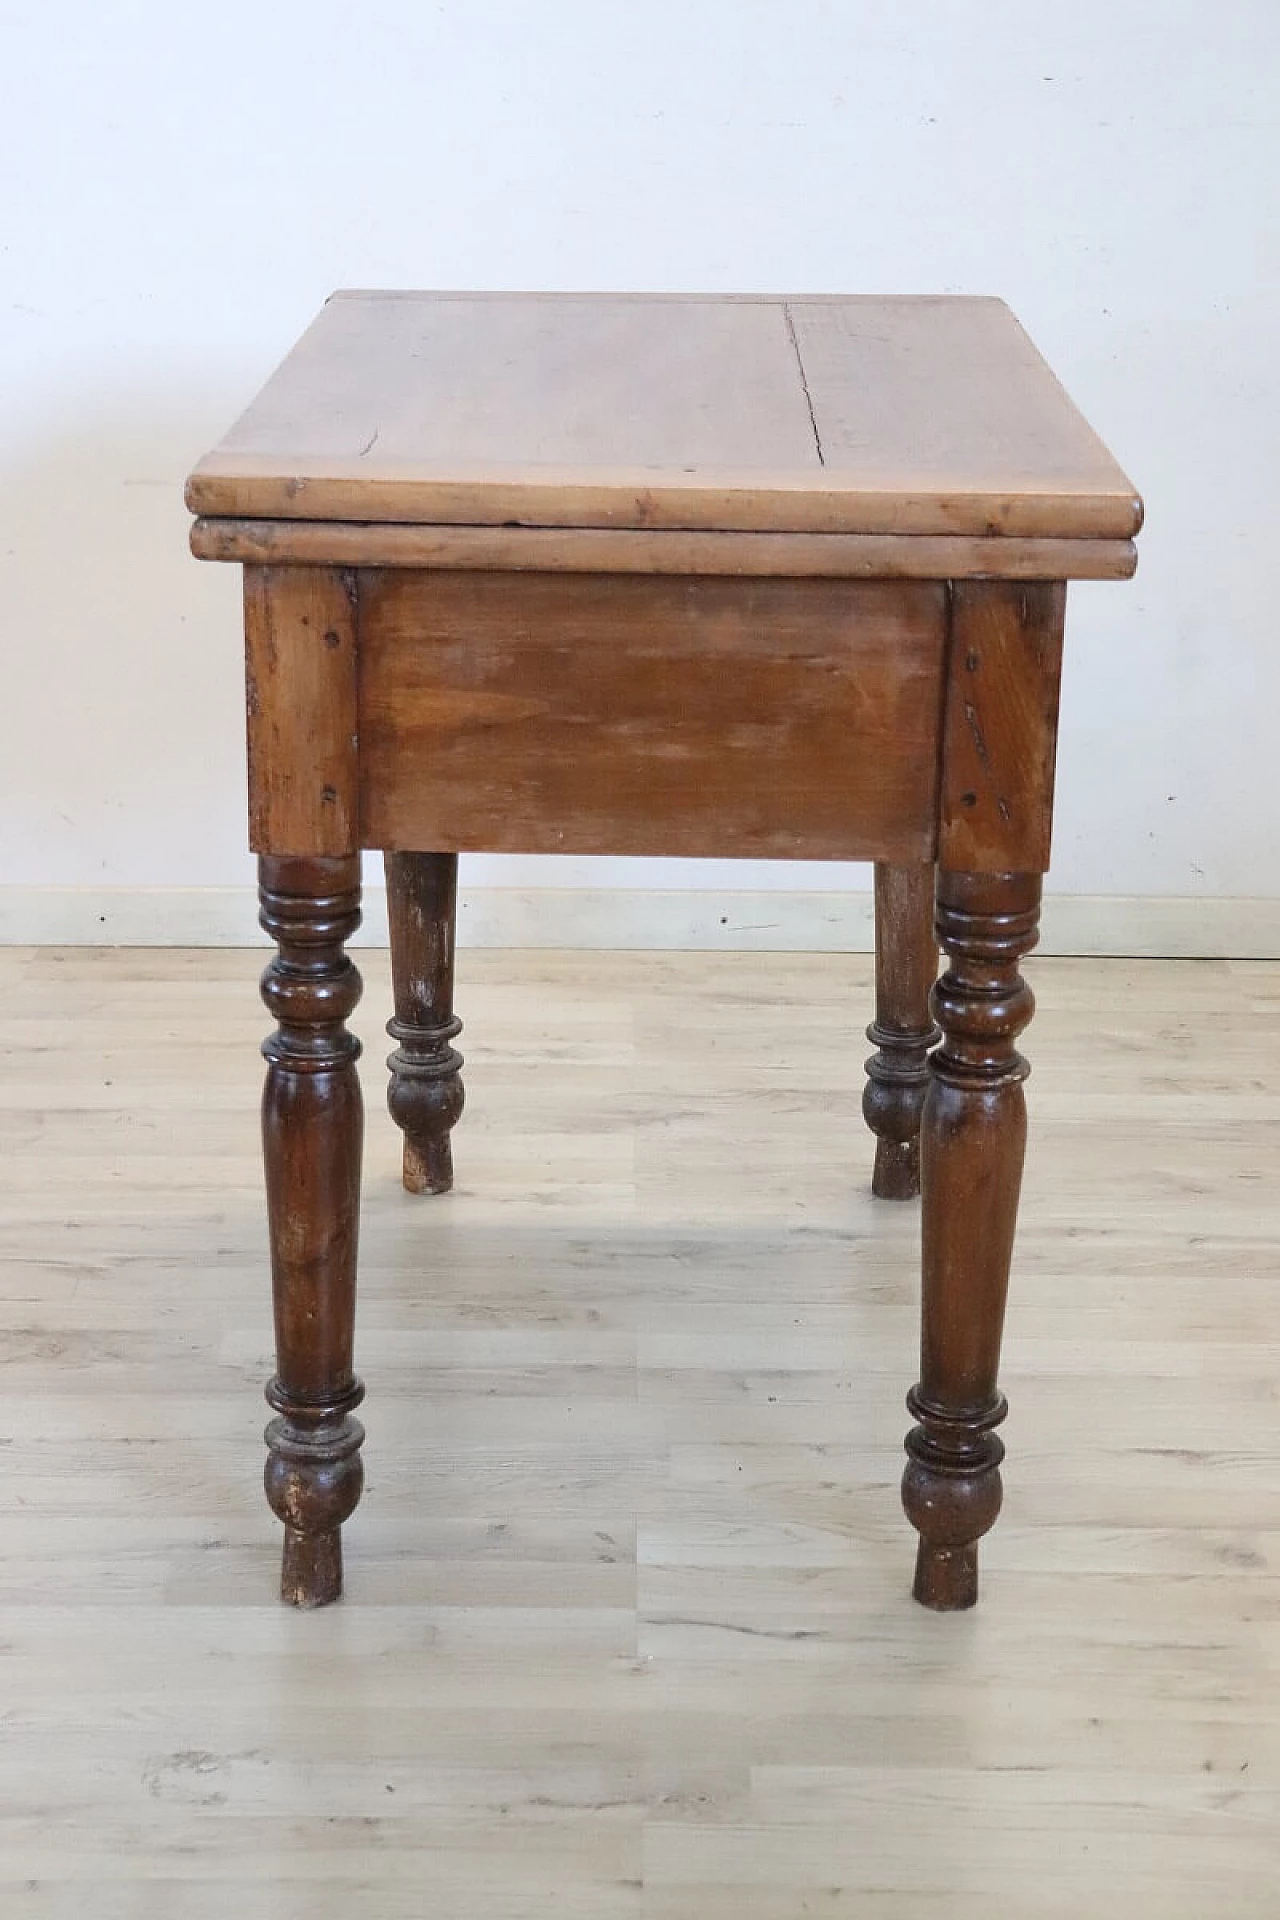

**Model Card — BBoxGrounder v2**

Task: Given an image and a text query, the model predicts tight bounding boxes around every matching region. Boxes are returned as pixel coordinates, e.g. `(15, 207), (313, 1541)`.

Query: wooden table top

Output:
(186, 292), (1141, 547)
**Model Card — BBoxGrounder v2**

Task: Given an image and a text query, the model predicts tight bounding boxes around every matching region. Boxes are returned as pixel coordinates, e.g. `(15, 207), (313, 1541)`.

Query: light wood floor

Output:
(2, 945), (1278, 1916)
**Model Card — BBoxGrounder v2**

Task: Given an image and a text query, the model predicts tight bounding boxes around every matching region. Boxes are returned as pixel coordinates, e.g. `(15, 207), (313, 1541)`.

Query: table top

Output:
(186, 292), (1140, 543)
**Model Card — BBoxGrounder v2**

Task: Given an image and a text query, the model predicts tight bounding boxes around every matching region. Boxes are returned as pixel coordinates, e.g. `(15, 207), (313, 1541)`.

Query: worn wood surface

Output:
(357, 572), (948, 861)
(243, 567), (358, 857)
(191, 517), (1138, 582)
(384, 852), (464, 1195)
(938, 582), (1068, 875)
(1, 944), (1277, 1913)
(862, 863), (939, 1200)
(186, 291), (1141, 544)
(785, 298), (1140, 535)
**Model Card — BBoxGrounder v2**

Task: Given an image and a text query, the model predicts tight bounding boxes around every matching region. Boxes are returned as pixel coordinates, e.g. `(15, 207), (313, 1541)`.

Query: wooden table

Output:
(187, 292), (1140, 1613)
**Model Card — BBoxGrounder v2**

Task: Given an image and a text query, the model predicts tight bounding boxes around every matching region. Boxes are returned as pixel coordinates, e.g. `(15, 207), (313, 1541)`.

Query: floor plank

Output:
(0, 946), (1277, 1914)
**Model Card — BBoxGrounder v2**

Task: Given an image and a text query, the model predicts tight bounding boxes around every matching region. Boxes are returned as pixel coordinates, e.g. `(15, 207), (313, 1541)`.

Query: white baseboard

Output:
(1, 886), (1278, 958)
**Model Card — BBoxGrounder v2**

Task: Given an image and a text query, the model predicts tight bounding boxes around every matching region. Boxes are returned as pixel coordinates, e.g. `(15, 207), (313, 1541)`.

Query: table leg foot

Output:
(872, 1136), (920, 1202)
(902, 869), (1039, 1609)
(384, 852), (464, 1195)
(863, 862), (938, 1201)
(402, 1134), (454, 1195)
(913, 1540), (979, 1611)
(281, 1527), (343, 1609)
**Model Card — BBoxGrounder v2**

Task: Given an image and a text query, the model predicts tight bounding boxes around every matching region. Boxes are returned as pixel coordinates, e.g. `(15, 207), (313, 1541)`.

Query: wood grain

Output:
(243, 567), (358, 856)
(192, 517), (1138, 581)
(0, 943), (1276, 1914)
(186, 291), (1141, 542)
(355, 571), (949, 861)
(938, 581), (1067, 874)
(788, 297), (1140, 537)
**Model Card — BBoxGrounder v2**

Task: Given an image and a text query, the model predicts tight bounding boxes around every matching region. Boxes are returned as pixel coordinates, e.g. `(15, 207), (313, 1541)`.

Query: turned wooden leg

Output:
(902, 869), (1040, 1610)
(384, 852), (465, 1194)
(258, 855), (365, 1607)
(863, 861), (939, 1200)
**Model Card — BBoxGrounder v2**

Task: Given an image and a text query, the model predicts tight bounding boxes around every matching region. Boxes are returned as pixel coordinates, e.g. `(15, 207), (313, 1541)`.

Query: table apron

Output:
(350, 569), (948, 863)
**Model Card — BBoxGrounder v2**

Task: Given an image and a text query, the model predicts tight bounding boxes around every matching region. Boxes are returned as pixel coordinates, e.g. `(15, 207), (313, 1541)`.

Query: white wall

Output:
(2, 2), (1275, 918)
